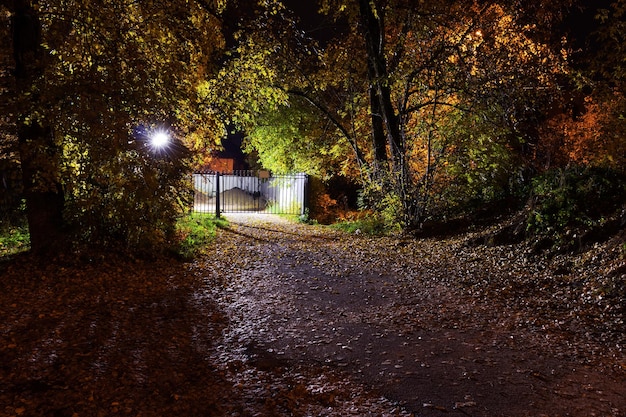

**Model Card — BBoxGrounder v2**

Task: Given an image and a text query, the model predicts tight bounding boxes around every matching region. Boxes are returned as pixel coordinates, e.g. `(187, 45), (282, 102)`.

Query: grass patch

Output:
(331, 214), (397, 235)
(0, 225), (30, 257)
(274, 211), (316, 224)
(175, 214), (228, 259)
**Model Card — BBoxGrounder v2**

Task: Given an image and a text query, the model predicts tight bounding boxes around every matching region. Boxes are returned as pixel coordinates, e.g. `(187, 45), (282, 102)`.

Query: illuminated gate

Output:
(193, 170), (308, 217)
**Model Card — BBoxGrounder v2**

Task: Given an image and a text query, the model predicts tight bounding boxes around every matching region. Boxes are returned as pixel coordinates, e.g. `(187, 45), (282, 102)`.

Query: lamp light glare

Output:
(151, 131), (170, 148)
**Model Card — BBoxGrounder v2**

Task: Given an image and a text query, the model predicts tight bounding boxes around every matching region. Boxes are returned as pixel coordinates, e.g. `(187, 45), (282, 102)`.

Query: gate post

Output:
(302, 174), (309, 216)
(215, 172), (221, 218)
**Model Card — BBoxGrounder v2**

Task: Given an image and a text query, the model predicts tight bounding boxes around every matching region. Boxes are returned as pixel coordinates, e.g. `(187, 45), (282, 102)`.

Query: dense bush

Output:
(62, 138), (194, 255)
(526, 166), (626, 237)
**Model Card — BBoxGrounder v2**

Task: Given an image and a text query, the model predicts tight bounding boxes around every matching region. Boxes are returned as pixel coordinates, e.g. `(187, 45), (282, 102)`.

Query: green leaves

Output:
(5, 0), (227, 253)
(175, 213), (228, 259)
(223, 1), (570, 228)
(527, 166), (626, 239)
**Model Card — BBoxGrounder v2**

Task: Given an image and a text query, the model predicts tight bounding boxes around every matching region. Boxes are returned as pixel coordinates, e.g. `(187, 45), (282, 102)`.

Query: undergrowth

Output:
(526, 166), (626, 247)
(0, 214), (229, 260)
(175, 214), (228, 259)
(331, 212), (399, 235)
(0, 224), (30, 257)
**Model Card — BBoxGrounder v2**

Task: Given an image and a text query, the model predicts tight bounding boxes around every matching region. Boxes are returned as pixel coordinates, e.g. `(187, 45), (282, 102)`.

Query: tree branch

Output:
(287, 89), (367, 168)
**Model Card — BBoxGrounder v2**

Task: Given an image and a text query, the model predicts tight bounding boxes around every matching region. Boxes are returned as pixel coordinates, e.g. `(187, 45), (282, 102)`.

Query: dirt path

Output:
(203, 214), (625, 417)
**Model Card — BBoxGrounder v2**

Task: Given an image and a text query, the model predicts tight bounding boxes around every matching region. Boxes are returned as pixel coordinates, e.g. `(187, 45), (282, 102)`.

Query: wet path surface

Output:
(204, 214), (626, 417)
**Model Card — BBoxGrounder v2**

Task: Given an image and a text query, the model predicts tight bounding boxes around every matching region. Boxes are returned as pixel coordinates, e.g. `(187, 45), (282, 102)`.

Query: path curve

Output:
(204, 213), (625, 417)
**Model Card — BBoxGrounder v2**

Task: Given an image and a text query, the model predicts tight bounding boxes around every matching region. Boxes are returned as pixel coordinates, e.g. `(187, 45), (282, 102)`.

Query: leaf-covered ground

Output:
(1, 213), (624, 416)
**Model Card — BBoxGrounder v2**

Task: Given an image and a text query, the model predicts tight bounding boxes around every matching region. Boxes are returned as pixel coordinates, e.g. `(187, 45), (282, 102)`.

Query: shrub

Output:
(0, 224), (30, 257)
(331, 210), (399, 235)
(526, 166), (626, 237)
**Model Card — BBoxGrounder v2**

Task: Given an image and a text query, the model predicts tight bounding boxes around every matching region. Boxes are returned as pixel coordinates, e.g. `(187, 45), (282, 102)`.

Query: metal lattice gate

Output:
(193, 171), (308, 217)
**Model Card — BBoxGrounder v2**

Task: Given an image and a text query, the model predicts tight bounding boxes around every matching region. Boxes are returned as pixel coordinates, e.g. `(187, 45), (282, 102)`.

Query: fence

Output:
(193, 170), (308, 217)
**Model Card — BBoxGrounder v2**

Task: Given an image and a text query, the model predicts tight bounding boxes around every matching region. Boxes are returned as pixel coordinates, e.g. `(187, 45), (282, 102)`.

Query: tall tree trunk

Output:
(359, 0), (419, 227)
(369, 80), (388, 174)
(13, 0), (65, 254)
(358, 0), (404, 170)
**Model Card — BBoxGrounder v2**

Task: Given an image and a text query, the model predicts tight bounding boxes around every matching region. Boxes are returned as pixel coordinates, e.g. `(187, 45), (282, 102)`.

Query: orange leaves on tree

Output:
(539, 94), (625, 169)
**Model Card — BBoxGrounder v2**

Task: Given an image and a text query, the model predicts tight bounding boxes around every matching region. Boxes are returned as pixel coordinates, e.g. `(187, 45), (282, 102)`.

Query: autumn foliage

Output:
(1, 0), (625, 253)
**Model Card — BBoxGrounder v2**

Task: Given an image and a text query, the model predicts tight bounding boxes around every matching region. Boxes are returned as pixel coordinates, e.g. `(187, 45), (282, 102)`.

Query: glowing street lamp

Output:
(150, 130), (170, 150)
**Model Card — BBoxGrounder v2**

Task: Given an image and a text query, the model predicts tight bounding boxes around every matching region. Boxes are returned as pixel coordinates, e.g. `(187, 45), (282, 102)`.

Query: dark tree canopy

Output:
(2, 0), (226, 254)
(2, 0), (624, 250)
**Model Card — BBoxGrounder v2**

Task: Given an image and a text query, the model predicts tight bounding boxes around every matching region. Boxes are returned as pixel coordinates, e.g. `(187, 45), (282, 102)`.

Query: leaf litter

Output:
(0, 213), (624, 416)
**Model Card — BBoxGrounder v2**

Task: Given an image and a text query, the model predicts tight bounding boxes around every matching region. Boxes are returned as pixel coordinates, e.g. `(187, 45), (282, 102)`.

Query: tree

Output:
(299, 0), (566, 226)
(199, 0), (571, 227)
(3, 0), (225, 254)
(202, 1), (372, 181)
(533, 0), (625, 172)
(244, 100), (351, 177)
(0, 2), (23, 228)
(11, 0), (65, 253)
(586, 0), (625, 169)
